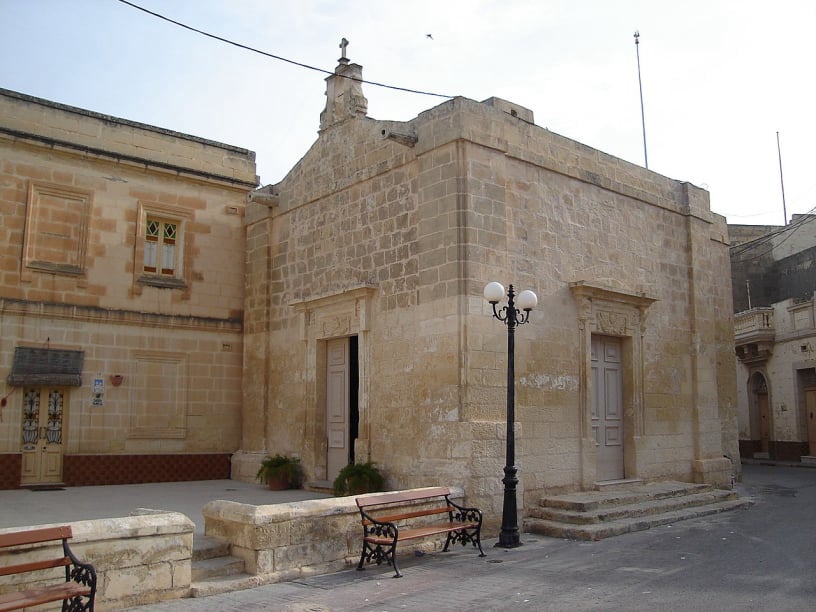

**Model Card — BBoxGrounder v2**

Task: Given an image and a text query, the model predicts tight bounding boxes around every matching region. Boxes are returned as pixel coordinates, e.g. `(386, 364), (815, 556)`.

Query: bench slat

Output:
(0, 526), (72, 549)
(356, 487), (451, 508)
(0, 556), (72, 577)
(0, 582), (90, 612)
(364, 522), (479, 545)
(362, 505), (453, 525)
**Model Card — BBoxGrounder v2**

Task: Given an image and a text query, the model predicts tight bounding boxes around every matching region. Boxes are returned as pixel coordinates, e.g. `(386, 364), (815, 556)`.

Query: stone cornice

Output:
(0, 298), (242, 332)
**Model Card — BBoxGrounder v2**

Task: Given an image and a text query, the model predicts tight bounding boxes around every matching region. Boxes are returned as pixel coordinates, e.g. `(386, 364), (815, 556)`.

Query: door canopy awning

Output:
(6, 346), (84, 387)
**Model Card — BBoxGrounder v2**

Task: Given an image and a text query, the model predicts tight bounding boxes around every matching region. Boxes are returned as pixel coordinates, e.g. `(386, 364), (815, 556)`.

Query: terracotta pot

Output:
(267, 476), (289, 490)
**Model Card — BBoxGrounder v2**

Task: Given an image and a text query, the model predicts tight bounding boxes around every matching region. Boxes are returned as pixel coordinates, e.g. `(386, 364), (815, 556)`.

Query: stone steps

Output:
(190, 574), (263, 599)
(191, 555), (246, 582)
(305, 480), (334, 495)
(525, 481), (752, 541)
(192, 535), (231, 561)
(190, 535), (257, 598)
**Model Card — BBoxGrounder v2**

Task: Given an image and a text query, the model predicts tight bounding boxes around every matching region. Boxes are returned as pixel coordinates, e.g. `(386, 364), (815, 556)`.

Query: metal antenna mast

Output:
(634, 31), (648, 169)
(776, 131), (788, 225)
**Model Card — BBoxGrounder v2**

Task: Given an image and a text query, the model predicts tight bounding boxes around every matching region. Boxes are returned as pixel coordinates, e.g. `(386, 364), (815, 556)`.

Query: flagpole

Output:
(776, 131), (787, 225)
(634, 31), (648, 169)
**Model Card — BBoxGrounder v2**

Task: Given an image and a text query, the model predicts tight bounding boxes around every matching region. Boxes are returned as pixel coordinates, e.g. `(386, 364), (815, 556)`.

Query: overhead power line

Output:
(730, 208), (816, 262)
(116, 0), (455, 99)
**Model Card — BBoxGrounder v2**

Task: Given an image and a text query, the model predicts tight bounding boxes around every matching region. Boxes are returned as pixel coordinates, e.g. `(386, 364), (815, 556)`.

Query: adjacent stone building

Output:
(232, 53), (739, 527)
(0, 89), (257, 488)
(731, 214), (816, 462)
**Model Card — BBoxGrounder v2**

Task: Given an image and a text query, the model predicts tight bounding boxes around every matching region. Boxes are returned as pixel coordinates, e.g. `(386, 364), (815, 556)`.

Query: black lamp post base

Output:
(495, 533), (523, 549)
(496, 464), (522, 549)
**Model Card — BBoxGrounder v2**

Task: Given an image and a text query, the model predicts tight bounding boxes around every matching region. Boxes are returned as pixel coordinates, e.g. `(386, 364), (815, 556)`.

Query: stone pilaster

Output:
(684, 183), (733, 487)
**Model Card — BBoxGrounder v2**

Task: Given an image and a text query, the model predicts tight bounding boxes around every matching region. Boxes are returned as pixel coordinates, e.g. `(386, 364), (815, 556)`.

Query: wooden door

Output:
(805, 387), (816, 456)
(592, 336), (624, 481)
(758, 391), (770, 453)
(326, 339), (350, 482)
(20, 388), (65, 485)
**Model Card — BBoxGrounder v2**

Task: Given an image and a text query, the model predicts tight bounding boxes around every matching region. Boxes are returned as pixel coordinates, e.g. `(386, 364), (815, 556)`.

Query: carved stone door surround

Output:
(292, 286), (376, 481)
(569, 280), (657, 487)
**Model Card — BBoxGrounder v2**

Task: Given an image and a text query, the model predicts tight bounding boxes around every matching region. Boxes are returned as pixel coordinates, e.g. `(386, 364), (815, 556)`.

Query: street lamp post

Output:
(483, 281), (537, 548)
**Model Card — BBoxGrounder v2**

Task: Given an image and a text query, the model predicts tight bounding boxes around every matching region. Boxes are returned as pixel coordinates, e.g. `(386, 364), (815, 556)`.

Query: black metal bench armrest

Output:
(64, 540), (98, 598)
(445, 496), (483, 525)
(360, 510), (400, 542)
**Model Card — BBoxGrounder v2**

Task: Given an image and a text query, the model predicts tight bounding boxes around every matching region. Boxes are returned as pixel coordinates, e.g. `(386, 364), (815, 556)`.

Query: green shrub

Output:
(256, 454), (303, 489)
(332, 461), (384, 496)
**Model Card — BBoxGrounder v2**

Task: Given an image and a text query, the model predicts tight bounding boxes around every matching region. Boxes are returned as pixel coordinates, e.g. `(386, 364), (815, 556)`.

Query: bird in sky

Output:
(426, 33), (433, 40)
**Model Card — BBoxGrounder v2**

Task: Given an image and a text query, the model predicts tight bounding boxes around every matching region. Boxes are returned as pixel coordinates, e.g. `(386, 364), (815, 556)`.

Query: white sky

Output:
(1, 0), (814, 226)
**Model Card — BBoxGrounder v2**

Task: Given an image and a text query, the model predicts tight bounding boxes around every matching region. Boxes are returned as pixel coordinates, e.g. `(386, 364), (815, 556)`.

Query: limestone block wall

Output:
(0, 89), (255, 484)
(0, 88), (256, 184)
(0, 303), (242, 454)
(0, 127), (251, 319)
(0, 511), (194, 610)
(242, 93), (736, 529)
(763, 322), (801, 442)
(711, 228), (740, 476)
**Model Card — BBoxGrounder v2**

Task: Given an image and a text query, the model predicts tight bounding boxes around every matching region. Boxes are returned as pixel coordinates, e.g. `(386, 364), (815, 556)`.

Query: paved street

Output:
(128, 463), (816, 611)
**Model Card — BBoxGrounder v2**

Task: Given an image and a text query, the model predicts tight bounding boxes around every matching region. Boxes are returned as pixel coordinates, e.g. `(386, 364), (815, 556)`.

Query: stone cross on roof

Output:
(339, 37), (349, 63)
(321, 37), (367, 130)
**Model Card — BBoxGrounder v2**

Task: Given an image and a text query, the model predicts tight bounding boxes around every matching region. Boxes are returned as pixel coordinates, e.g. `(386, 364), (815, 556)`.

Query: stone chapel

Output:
(232, 49), (739, 525)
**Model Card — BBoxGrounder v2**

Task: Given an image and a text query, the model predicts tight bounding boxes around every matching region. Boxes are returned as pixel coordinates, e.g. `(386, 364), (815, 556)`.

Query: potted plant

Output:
(332, 461), (384, 496)
(256, 454), (304, 490)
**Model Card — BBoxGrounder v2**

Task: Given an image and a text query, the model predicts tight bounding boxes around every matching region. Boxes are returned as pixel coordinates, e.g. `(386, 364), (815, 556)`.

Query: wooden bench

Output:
(0, 526), (97, 611)
(355, 487), (485, 578)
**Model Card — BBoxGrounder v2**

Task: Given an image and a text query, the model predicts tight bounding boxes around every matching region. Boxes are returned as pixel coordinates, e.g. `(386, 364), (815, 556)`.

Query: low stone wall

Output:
(202, 486), (467, 580)
(0, 488), (470, 610)
(0, 511), (194, 610)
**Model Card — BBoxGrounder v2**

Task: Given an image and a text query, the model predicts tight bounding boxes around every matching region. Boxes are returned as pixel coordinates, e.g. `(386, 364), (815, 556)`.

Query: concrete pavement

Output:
(0, 479), (330, 534)
(128, 463), (816, 611)
(2, 464), (815, 610)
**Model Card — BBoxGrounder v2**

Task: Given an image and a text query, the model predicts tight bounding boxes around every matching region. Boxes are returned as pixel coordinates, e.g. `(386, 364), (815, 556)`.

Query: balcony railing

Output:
(734, 307), (774, 340)
(734, 307), (775, 364)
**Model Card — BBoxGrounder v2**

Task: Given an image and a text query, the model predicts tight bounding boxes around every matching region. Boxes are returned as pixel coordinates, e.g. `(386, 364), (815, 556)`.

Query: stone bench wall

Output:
(0, 511), (194, 610)
(202, 486), (468, 579)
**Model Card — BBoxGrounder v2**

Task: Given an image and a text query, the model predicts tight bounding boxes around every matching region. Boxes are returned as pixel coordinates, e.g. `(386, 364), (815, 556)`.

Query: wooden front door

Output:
(20, 388), (66, 485)
(592, 336), (624, 481)
(805, 387), (816, 456)
(758, 391), (770, 453)
(326, 339), (350, 483)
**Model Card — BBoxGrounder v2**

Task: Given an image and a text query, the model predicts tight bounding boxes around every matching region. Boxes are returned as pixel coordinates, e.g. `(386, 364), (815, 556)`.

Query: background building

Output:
(0, 89), (257, 488)
(731, 214), (816, 462)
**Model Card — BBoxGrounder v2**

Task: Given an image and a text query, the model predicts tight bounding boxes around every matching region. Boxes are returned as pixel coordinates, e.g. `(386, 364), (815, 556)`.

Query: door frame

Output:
(294, 286), (374, 483)
(570, 281), (656, 489)
(794, 365), (816, 457)
(805, 386), (816, 456)
(746, 369), (773, 456)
